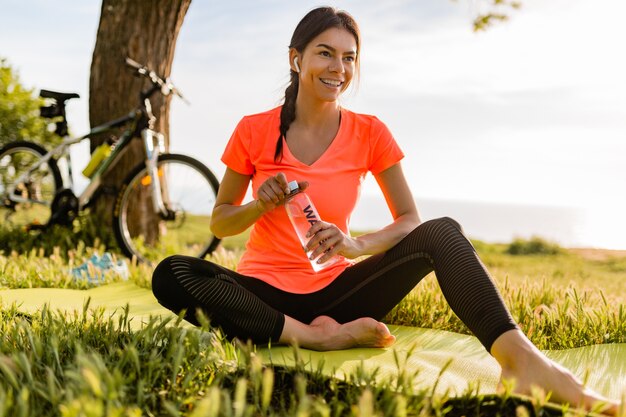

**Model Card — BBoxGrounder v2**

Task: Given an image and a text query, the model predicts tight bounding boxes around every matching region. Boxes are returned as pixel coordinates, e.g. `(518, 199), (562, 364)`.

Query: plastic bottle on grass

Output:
(285, 180), (339, 272)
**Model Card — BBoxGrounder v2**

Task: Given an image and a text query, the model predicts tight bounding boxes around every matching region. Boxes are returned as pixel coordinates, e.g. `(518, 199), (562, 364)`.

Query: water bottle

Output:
(285, 180), (339, 272)
(82, 142), (111, 178)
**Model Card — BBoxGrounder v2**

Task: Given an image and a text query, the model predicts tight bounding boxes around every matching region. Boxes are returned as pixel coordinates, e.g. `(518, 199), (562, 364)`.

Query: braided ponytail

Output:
(273, 6), (361, 163)
(275, 71), (299, 162)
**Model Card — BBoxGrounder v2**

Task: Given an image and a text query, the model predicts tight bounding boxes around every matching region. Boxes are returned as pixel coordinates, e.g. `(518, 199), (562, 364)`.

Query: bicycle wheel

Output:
(113, 153), (221, 264)
(0, 141), (62, 229)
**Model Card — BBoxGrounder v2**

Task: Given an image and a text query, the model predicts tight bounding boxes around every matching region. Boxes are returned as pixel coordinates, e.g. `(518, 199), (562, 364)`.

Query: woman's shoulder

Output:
(240, 105), (282, 125)
(341, 107), (389, 133)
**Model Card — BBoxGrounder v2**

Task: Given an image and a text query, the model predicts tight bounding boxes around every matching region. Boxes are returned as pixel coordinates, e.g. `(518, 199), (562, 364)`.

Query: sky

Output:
(2, 0), (625, 248)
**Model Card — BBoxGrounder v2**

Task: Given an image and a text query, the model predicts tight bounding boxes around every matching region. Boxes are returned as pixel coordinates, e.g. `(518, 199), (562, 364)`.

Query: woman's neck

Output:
(294, 94), (341, 128)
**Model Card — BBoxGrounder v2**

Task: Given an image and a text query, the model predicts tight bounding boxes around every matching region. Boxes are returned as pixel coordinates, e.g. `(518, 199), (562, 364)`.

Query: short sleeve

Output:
(221, 117), (254, 175)
(368, 117), (404, 174)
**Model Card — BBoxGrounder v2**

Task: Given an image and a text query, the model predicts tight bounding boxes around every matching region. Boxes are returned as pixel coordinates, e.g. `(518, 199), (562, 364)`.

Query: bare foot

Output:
(280, 315), (396, 351)
(493, 330), (620, 415)
(309, 316), (396, 350)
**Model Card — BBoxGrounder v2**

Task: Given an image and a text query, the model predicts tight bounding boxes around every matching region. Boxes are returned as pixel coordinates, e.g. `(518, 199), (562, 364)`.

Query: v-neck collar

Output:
(282, 107), (345, 167)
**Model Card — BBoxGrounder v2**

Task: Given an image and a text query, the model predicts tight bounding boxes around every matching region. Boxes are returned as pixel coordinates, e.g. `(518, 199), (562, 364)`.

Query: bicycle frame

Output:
(3, 57), (190, 226)
(5, 109), (167, 215)
(141, 128), (168, 214)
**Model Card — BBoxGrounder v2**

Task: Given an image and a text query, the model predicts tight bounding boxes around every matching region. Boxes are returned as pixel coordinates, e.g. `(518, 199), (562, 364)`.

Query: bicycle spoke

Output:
(114, 154), (219, 264)
(0, 143), (60, 230)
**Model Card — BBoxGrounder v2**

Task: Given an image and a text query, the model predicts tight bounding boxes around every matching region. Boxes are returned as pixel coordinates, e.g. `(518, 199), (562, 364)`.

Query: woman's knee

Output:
(437, 216), (464, 233)
(151, 255), (182, 301)
(152, 255), (227, 302)
(407, 217), (469, 254)
(411, 216), (464, 235)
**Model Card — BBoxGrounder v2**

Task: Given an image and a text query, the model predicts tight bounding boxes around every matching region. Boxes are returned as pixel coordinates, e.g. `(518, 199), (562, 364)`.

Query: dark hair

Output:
(274, 6), (361, 162)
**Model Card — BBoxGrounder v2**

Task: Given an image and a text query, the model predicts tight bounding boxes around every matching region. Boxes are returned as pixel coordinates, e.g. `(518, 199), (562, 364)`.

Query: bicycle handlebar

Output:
(125, 57), (187, 103)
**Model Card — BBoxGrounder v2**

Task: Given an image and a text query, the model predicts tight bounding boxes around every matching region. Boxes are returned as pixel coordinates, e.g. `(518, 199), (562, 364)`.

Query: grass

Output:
(0, 210), (219, 263)
(1, 232), (625, 416)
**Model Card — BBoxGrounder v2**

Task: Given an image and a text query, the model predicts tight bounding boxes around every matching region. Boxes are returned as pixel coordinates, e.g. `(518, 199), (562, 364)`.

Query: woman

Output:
(152, 7), (619, 414)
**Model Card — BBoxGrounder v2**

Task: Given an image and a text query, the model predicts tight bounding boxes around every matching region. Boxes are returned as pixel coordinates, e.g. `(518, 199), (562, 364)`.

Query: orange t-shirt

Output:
(221, 106), (404, 293)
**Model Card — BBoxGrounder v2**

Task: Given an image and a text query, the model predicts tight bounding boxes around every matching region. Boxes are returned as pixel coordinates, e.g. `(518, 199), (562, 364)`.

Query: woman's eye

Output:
(320, 51), (331, 57)
(344, 56), (355, 62)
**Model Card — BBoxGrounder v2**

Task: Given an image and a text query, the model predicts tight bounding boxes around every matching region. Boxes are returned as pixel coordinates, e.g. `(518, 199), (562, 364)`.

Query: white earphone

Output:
(294, 57), (301, 73)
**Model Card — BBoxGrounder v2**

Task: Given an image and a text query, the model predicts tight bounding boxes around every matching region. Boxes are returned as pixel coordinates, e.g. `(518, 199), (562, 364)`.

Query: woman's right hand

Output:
(256, 172), (308, 214)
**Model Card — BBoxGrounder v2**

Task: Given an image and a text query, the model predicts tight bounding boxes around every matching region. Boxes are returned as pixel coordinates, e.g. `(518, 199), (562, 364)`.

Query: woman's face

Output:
(294, 27), (358, 103)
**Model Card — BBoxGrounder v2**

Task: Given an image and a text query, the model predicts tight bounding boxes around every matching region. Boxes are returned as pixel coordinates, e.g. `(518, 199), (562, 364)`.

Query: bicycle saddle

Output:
(39, 89), (80, 101)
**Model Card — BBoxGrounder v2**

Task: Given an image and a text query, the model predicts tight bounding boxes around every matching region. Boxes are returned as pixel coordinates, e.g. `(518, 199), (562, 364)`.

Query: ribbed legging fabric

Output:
(152, 217), (518, 352)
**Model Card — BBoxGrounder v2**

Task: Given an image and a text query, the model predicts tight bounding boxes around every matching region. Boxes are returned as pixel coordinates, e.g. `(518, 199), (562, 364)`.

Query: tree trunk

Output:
(88, 0), (191, 247)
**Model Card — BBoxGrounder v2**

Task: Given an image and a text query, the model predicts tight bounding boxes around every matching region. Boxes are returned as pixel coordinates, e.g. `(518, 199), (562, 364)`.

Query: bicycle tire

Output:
(0, 141), (62, 230)
(113, 153), (221, 264)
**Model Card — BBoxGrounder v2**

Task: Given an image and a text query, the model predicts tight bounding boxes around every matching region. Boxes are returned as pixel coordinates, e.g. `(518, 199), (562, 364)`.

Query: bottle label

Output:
(303, 204), (318, 226)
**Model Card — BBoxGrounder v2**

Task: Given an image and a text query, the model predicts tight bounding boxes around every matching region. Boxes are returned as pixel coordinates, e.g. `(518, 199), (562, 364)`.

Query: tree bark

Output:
(88, 0), (191, 246)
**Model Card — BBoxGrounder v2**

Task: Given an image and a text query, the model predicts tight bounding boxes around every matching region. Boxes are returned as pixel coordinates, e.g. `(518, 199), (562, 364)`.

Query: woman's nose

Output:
(328, 57), (345, 74)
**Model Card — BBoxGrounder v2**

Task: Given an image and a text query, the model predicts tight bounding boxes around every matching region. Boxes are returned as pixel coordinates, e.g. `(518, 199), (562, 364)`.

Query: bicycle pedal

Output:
(48, 189), (79, 226)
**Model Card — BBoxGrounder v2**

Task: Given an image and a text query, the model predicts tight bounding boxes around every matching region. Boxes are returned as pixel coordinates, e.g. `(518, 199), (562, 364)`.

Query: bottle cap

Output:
(287, 180), (299, 193)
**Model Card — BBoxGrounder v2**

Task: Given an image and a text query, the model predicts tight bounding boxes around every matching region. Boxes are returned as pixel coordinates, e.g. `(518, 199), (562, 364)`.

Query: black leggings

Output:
(152, 217), (518, 352)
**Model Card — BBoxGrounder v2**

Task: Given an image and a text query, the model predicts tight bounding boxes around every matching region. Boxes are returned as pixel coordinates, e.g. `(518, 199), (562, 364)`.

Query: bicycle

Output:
(0, 58), (221, 264)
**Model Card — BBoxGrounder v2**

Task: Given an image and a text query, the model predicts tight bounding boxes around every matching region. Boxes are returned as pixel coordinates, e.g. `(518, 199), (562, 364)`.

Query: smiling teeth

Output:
(321, 79), (342, 87)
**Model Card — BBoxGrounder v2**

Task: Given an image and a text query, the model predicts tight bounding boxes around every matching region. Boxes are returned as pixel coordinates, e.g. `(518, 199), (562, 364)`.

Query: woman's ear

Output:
(289, 49), (301, 73)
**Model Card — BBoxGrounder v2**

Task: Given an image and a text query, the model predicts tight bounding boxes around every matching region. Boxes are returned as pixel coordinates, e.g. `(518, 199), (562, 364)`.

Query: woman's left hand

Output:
(304, 221), (362, 263)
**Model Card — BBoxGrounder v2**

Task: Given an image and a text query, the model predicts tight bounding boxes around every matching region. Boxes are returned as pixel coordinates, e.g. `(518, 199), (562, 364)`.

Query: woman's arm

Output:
(210, 168), (299, 238)
(355, 162), (421, 255)
(306, 162), (421, 262)
(210, 168), (259, 239)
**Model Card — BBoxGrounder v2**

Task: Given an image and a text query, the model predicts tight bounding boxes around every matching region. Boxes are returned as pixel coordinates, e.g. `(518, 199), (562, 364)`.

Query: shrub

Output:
(505, 236), (562, 255)
(0, 57), (58, 148)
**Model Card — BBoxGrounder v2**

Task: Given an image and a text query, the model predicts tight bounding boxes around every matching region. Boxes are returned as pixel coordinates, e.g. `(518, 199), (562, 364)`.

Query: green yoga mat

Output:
(1, 282), (624, 400)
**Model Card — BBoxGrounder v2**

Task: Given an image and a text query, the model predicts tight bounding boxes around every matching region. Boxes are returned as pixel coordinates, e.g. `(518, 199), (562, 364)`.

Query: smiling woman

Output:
(291, 30), (357, 95)
(0, 0), (623, 413)
(149, 6), (621, 414)
(279, 28), (357, 166)
(274, 9), (361, 164)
